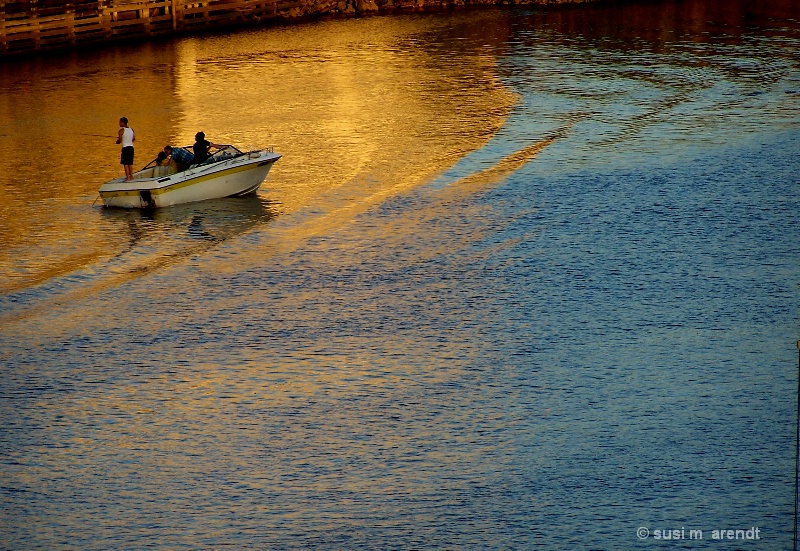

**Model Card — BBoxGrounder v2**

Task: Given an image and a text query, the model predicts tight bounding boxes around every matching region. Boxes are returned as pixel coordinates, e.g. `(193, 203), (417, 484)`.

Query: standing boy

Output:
(116, 117), (135, 181)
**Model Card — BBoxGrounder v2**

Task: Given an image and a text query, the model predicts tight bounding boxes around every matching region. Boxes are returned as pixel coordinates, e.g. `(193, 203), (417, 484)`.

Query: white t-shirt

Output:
(120, 127), (135, 148)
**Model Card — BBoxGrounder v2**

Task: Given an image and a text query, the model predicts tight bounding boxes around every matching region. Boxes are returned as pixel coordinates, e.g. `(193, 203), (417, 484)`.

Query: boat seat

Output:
(132, 165), (178, 180)
(153, 165), (177, 177)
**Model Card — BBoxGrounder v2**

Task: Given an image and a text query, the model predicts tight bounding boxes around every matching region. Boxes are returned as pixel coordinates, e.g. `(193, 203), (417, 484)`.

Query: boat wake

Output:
(0, 125), (567, 330)
(0, 197), (278, 326)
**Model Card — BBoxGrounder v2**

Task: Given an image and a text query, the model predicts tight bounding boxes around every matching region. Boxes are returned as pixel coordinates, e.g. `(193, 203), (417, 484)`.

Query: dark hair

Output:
(156, 151), (168, 165)
(120, 117), (128, 124)
(164, 145), (173, 152)
(195, 132), (205, 141)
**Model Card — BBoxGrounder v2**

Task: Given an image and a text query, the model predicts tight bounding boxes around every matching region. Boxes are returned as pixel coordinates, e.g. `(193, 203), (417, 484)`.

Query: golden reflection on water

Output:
(171, 16), (516, 215)
(0, 43), (183, 293)
(0, 15), (515, 297)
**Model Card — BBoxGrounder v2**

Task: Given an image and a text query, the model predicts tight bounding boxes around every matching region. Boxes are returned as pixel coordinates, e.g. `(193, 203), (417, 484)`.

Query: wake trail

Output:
(0, 127), (570, 331)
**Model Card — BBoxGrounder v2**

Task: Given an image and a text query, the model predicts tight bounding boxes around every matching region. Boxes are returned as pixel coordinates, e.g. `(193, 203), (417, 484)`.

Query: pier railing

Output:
(0, 0), (301, 56)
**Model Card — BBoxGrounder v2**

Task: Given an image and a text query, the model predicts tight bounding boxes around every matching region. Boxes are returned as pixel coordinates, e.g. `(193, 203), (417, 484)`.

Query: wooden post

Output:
(142, 0), (151, 34)
(66, 8), (75, 45)
(171, 0), (177, 30)
(30, 0), (41, 50)
(99, 0), (112, 38)
(0, 3), (7, 54)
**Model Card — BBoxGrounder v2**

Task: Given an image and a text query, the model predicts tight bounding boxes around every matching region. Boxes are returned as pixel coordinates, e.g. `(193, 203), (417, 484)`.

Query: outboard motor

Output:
(140, 189), (155, 209)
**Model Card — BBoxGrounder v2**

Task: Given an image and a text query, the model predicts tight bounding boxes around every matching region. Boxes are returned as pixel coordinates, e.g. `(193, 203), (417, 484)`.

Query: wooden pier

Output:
(0, 0), (306, 56)
(0, 0), (601, 56)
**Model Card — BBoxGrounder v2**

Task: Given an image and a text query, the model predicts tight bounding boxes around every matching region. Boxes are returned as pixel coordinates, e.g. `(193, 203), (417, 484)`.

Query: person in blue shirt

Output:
(164, 145), (194, 171)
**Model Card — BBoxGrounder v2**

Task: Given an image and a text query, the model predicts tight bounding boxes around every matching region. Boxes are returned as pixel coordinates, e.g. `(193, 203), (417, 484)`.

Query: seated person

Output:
(192, 132), (223, 165)
(152, 150), (176, 176)
(164, 144), (194, 171)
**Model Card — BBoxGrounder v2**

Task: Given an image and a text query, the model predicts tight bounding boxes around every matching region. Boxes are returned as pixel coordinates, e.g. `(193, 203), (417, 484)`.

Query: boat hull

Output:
(99, 150), (281, 208)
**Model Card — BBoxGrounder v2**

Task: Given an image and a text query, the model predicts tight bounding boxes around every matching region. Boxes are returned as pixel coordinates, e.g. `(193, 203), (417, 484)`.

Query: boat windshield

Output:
(205, 145), (244, 164)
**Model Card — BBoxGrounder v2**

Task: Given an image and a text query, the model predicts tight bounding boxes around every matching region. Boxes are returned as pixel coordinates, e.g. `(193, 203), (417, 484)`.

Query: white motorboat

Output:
(99, 145), (281, 208)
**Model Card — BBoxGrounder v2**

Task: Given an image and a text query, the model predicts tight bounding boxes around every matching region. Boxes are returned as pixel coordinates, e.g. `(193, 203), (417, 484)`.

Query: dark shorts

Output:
(120, 146), (134, 166)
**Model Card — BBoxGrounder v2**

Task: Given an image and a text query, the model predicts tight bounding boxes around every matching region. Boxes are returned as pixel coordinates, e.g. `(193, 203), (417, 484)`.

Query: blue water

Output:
(1, 2), (799, 549)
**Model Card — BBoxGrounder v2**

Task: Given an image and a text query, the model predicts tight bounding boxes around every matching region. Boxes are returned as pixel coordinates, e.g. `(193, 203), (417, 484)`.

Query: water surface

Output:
(1, 1), (799, 549)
